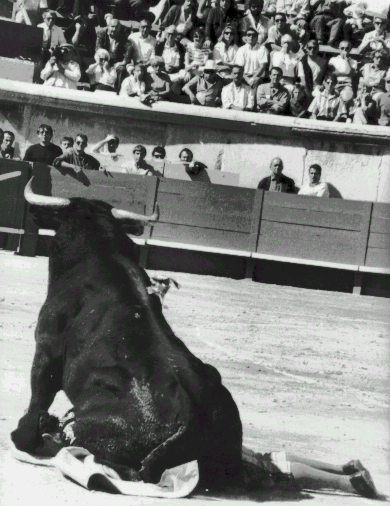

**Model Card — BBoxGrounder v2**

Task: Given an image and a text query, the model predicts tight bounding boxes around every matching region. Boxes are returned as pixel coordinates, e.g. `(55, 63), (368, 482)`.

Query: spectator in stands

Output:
(23, 124), (62, 164)
(361, 49), (388, 99)
(205, 0), (241, 47)
(235, 28), (269, 89)
(309, 0), (345, 48)
(184, 28), (211, 81)
(179, 148), (203, 174)
(257, 157), (295, 193)
(121, 145), (162, 175)
(128, 17), (157, 64)
(350, 91), (377, 125)
(297, 39), (328, 99)
(222, 64), (256, 111)
(213, 26), (239, 80)
(152, 146), (167, 160)
(328, 40), (357, 104)
(357, 16), (390, 55)
(120, 63), (148, 98)
(53, 133), (100, 172)
(298, 164), (329, 197)
(343, 2), (371, 48)
(375, 74), (390, 126)
(96, 18), (133, 90)
(288, 83), (311, 117)
(38, 10), (66, 62)
(183, 60), (224, 106)
(86, 49), (117, 91)
(270, 33), (299, 91)
(153, 26), (185, 92)
(267, 12), (299, 51)
(60, 136), (74, 151)
(240, 0), (272, 46)
(91, 134), (124, 171)
(308, 73), (348, 121)
(41, 43), (81, 89)
(257, 66), (290, 114)
(65, 15), (97, 69)
(160, 0), (200, 44)
(283, 0), (310, 30)
(104, 13), (113, 26)
(1, 131), (16, 159)
(143, 57), (171, 103)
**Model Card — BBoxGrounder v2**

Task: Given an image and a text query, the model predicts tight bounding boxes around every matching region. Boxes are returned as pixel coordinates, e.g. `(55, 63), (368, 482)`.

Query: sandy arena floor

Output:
(0, 250), (389, 505)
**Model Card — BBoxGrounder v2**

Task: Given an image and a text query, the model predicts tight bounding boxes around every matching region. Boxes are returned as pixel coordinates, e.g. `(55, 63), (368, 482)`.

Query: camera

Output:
(50, 45), (64, 62)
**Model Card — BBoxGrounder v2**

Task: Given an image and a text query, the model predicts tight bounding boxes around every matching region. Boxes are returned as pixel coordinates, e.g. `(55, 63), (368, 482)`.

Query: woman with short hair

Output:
(86, 49), (117, 91)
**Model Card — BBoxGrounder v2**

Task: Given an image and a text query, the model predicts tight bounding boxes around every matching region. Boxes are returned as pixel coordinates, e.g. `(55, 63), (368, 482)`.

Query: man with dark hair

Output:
(298, 163), (330, 197)
(53, 133), (100, 172)
(308, 73), (347, 121)
(241, 0), (272, 46)
(222, 65), (255, 111)
(152, 146), (166, 160)
(61, 137), (74, 151)
(23, 124), (63, 164)
(257, 157), (295, 193)
(267, 11), (299, 51)
(257, 66), (289, 114)
(235, 27), (269, 88)
(1, 131), (16, 159)
(121, 145), (162, 175)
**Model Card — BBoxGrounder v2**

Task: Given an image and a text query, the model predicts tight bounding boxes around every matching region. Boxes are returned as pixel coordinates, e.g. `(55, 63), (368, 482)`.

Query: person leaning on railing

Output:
(23, 124), (63, 165)
(53, 134), (100, 173)
(256, 66), (290, 115)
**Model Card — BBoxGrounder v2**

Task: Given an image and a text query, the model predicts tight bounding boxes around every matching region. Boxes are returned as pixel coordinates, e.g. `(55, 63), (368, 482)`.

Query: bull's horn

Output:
(111, 203), (159, 223)
(24, 177), (71, 207)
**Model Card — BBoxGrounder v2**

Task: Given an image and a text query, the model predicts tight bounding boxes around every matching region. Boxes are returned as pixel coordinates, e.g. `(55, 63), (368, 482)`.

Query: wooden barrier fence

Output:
(0, 160), (389, 295)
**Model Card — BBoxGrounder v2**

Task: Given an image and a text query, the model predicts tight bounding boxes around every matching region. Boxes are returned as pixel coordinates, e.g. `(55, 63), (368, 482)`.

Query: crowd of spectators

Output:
(0, 123), (331, 197)
(18, 0), (390, 126)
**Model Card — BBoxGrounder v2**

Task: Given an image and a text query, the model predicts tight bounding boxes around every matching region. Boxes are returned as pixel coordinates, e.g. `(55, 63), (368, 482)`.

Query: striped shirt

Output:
(308, 91), (347, 121)
(186, 42), (210, 67)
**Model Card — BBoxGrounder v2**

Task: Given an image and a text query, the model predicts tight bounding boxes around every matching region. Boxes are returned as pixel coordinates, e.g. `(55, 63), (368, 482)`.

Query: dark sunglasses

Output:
(375, 21), (385, 25)
(75, 141), (86, 145)
(247, 32), (257, 36)
(275, 18), (284, 22)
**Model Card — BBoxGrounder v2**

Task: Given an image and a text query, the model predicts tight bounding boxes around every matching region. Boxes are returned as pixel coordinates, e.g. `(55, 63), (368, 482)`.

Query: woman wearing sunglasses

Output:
(213, 26), (239, 80)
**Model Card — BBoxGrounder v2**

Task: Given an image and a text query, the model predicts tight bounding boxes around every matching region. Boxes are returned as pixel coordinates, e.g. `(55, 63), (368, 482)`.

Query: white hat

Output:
(204, 60), (217, 71)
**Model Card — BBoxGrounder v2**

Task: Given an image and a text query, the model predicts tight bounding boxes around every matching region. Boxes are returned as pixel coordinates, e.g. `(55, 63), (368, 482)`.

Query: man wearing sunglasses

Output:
(267, 12), (299, 52)
(357, 16), (390, 55)
(235, 27), (269, 88)
(53, 134), (100, 173)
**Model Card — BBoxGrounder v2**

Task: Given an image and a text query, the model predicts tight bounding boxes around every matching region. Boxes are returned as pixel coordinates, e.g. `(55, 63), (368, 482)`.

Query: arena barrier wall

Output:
(1, 79), (390, 203)
(1, 160), (389, 295)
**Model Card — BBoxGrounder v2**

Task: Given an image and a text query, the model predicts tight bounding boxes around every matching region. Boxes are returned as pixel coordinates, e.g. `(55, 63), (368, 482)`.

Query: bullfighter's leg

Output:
(11, 349), (62, 453)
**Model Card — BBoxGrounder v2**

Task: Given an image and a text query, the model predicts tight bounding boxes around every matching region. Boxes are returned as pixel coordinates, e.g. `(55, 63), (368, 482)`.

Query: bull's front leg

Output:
(11, 344), (62, 454)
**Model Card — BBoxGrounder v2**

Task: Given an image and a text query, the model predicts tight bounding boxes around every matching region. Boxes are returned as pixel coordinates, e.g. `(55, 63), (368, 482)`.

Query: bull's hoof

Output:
(11, 427), (43, 454)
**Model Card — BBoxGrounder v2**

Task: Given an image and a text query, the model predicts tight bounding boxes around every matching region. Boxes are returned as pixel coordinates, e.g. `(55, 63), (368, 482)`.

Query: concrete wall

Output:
(1, 79), (390, 202)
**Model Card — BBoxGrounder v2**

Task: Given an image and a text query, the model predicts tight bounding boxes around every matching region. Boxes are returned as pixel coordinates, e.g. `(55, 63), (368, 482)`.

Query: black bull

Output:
(11, 183), (243, 487)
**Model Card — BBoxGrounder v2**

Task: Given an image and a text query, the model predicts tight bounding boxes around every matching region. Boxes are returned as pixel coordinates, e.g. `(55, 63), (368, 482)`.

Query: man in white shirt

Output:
(298, 164), (329, 197)
(37, 10), (66, 53)
(40, 43), (81, 90)
(128, 17), (157, 65)
(234, 27), (269, 88)
(222, 65), (255, 111)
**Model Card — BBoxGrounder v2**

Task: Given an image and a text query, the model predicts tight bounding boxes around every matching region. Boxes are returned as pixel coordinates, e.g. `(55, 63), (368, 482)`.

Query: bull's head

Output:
(24, 177), (159, 236)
